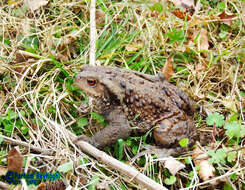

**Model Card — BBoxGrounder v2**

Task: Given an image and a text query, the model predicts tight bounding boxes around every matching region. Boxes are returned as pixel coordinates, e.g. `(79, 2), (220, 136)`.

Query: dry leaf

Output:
(125, 43), (143, 52)
(242, 98), (245, 108)
(189, 15), (208, 27)
(161, 57), (174, 81)
(97, 181), (110, 190)
(15, 50), (35, 63)
(0, 91), (6, 112)
(59, 35), (76, 50)
(164, 156), (185, 176)
(172, 10), (191, 21)
(195, 60), (208, 72)
(195, 63), (206, 73)
(11, 50), (36, 77)
(0, 165), (8, 176)
(36, 184), (45, 190)
(57, 30), (84, 61)
(51, 51), (69, 62)
(169, 0), (195, 13)
(96, 9), (105, 25)
(37, 181), (66, 190)
(193, 28), (209, 51)
(170, 0), (195, 21)
(192, 145), (217, 185)
(24, 0), (49, 11)
(242, 148), (245, 158)
(7, 147), (23, 173)
(217, 11), (236, 26)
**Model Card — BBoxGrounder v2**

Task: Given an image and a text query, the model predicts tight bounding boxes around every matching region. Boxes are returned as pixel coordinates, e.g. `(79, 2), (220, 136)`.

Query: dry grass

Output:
(0, 0), (245, 189)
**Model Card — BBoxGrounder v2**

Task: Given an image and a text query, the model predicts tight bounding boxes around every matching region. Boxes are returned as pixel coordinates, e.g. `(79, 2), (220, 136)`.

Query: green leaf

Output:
(227, 151), (236, 163)
(164, 176), (176, 185)
(115, 139), (124, 160)
(217, 2), (226, 11)
(230, 173), (237, 180)
(207, 149), (226, 164)
(77, 117), (88, 128)
(206, 112), (225, 127)
(188, 171), (194, 180)
(240, 90), (245, 98)
(166, 28), (185, 44)
(184, 156), (192, 164)
(224, 121), (245, 139)
(91, 112), (104, 123)
(224, 183), (234, 190)
(132, 145), (138, 155)
(120, 185), (127, 190)
(20, 126), (29, 135)
(188, 166), (200, 180)
(19, 110), (26, 117)
(57, 161), (73, 173)
(3, 120), (14, 136)
(215, 149), (226, 164)
(7, 109), (18, 120)
(219, 32), (226, 39)
(88, 175), (99, 190)
(179, 138), (189, 147)
(150, 3), (163, 12)
(48, 106), (56, 114)
(80, 158), (89, 165)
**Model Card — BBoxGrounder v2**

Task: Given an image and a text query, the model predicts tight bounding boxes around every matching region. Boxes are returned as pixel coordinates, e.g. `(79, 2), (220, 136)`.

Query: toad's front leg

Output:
(77, 107), (131, 149)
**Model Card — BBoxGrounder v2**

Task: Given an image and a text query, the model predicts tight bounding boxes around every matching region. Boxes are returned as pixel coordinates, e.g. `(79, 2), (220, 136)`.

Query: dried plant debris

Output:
(7, 147), (23, 173)
(192, 145), (217, 184)
(24, 0), (49, 11)
(193, 28), (209, 51)
(217, 11), (237, 26)
(161, 57), (174, 81)
(163, 156), (185, 176)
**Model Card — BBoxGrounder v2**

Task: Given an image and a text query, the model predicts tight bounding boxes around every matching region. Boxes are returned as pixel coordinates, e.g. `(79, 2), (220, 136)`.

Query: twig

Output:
(180, 166), (245, 190)
(89, 0), (97, 66)
(2, 135), (52, 154)
(0, 182), (9, 190)
(68, 132), (168, 190)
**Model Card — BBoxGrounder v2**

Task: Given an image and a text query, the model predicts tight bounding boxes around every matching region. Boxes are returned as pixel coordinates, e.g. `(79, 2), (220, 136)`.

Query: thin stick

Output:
(0, 182), (9, 190)
(68, 132), (168, 190)
(2, 135), (52, 154)
(89, 0), (97, 66)
(180, 166), (245, 190)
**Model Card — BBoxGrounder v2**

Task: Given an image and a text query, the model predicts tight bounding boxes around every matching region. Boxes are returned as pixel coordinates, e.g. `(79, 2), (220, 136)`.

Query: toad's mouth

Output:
(84, 91), (101, 98)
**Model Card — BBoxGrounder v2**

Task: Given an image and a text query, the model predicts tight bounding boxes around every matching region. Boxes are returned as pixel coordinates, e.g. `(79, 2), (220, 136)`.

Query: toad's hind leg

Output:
(77, 107), (131, 149)
(153, 116), (196, 150)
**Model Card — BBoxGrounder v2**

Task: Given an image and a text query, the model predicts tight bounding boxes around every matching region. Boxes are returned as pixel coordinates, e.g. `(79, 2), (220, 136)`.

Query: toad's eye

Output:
(87, 78), (97, 87)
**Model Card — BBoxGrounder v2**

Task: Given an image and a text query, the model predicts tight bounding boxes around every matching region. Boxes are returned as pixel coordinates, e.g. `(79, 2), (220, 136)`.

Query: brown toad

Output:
(75, 65), (196, 153)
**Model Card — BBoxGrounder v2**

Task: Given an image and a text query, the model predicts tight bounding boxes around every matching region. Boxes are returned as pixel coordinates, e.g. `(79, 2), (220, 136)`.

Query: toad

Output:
(75, 65), (196, 154)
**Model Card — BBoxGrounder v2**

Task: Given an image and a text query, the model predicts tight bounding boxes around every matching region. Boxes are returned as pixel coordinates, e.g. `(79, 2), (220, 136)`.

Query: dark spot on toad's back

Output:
(120, 81), (126, 89)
